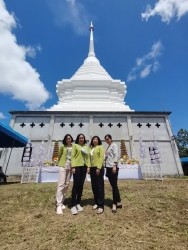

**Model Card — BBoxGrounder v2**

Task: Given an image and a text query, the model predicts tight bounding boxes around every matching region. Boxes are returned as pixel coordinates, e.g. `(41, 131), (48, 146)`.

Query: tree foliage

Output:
(175, 129), (188, 158)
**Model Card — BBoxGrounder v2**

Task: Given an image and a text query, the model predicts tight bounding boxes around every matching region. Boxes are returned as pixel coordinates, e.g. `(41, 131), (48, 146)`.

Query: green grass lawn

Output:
(0, 179), (188, 250)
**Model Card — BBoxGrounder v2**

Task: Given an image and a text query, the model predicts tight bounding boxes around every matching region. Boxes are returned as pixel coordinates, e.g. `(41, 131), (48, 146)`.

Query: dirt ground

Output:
(0, 179), (188, 250)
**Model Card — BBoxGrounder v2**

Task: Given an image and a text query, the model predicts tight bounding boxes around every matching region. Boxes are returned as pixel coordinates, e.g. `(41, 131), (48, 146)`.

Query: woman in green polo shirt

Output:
(89, 136), (105, 214)
(56, 134), (73, 215)
(71, 134), (90, 215)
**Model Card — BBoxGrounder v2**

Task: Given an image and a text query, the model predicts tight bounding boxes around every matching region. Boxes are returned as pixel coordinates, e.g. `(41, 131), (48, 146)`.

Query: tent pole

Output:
(5, 148), (13, 174)
(2, 148), (8, 171)
(5, 139), (15, 174)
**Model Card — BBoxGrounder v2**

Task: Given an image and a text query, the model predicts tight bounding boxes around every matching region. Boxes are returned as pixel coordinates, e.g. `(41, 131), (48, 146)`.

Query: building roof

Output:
(9, 111), (171, 115)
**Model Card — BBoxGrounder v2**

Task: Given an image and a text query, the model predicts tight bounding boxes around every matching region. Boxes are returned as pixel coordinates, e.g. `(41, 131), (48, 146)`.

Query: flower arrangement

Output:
(42, 141), (60, 166)
(125, 158), (139, 165)
(119, 139), (139, 165)
(44, 159), (59, 166)
(52, 141), (59, 160)
(120, 155), (129, 164)
(119, 156), (139, 165)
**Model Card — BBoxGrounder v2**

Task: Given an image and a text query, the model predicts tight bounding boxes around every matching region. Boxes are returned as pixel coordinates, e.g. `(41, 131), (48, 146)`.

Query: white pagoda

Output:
(49, 22), (132, 112)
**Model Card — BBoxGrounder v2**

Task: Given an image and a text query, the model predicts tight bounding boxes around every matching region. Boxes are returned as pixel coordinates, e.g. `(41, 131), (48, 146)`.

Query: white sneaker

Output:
(97, 208), (104, 214)
(76, 204), (83, 212)
(56, 205), (63, 215)
(71, 206), (78, 215)
(92, 204), (98, 210)
(62, 204), (66, 210)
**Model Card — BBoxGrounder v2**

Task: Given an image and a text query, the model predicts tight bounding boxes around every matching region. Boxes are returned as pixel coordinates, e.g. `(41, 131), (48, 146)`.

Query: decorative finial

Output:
(89, 21), (94, 31)
(88, 21), (95, 57)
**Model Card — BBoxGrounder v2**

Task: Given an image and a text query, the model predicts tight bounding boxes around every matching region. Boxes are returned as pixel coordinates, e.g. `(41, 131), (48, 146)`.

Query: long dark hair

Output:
(62, 134), (74, 146)
(75, 134), (87, 144)
(90, 136), (102, 147)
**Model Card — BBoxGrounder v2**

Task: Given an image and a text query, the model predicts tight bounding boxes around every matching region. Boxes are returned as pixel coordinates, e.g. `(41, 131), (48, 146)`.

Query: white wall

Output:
(4, 111), (183, 176)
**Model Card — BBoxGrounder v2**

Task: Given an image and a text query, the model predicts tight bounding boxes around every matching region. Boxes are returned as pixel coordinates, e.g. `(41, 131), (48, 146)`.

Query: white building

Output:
(1, 23), (183, 176)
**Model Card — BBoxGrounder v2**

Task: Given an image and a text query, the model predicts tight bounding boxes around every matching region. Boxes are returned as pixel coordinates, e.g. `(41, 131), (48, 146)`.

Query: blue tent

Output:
(0, 122), (28, 174)
(180, 157), (188, 163)
(180, 157), (188, 176)
(0, 122), (28, 148)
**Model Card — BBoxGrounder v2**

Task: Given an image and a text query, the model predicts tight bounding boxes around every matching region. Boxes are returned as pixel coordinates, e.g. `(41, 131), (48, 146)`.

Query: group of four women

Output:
(56, 133), (122, 215)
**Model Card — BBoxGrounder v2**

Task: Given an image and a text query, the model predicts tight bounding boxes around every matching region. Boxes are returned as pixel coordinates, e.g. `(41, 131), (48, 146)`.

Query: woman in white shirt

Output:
(104, 134), (122, 213)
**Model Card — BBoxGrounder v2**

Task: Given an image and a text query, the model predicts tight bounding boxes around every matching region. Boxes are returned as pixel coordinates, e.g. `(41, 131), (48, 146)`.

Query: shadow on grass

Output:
(0, 181), (20, 185)
(63, 197), (113, 208)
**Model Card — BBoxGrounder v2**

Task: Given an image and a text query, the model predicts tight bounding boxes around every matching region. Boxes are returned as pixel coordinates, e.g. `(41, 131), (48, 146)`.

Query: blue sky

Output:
(0, 0), (188, 134)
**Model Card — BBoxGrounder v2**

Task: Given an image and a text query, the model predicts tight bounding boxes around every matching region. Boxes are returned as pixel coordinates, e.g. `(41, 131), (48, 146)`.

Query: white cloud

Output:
(153, 61), (160, 72)
(127, 41), (163, 82)
(142, 0), (188, 23)
(24, 45), (42, 59)
(0, 0), (49, 110)
(0, 112), (6, 119)
(148, 42), (163, 58)
(46, 0), (90, 35)
(140, 65), (152, 78)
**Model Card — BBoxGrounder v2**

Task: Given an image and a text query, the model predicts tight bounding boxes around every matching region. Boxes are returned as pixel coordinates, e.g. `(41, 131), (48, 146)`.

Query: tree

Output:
(175, 129), (188, 158)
